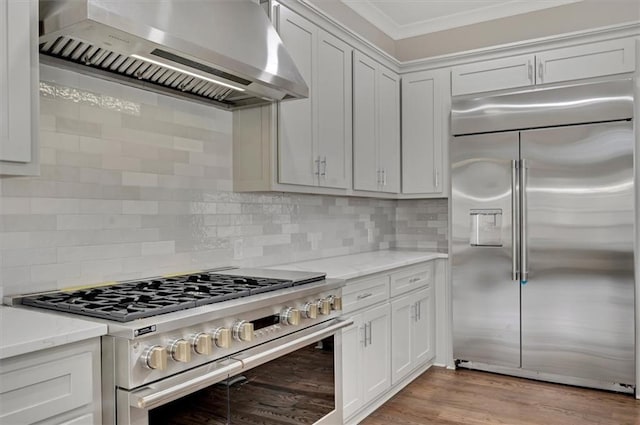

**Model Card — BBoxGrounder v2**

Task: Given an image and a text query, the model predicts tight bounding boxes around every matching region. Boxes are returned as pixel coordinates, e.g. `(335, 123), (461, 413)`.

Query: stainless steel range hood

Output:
(38, 0), (309, 110)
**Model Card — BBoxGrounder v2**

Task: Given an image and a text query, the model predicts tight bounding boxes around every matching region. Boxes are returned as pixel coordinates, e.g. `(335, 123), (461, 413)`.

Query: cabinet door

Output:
(536, 38), (636, 85)
(402, 69), (445, 195)
(377, 67), (400, 193)
(341, 313), (364, 420)
(390, 295), (414, 385)
(277, 6), (316, 187)
(413, 285), (436, 366)
(353, 52), (379, 192)
(451, 54), (535, 96)
(0, 0), (36, 169)
(317, 30), (352, 189)
(362, 303), (390, 403)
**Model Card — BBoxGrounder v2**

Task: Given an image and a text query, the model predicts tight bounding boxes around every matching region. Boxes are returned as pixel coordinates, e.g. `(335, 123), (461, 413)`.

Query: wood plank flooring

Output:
(361, 367), (640, 425)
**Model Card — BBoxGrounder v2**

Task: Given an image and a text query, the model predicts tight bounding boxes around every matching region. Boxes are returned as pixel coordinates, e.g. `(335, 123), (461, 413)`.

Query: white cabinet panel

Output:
(413, 286), (436, 366)
(390, 285), (435, 385)
(452, 54), (534, 96)
(401, 69), (448, 196)
(362, 303), (391, 403)
(537, 38), (636, 85)
(353, 52), (400, 194)
(341, 314), (364, 420)
(59, 413), (95, 425)
(390, 262), (433, 298)
(0, 0), (38, 175)
(0, 340), (100, 425)
(277, 6), (315, 187)
(390, 295), (413, 384)
(377, 69), (400, 193)
(353, 52), (379, 192)
(317, 30), (352, 189)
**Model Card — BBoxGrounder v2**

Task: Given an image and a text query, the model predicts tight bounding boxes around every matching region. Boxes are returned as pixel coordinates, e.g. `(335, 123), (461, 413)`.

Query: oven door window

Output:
(147, 337), (335, 424)
(228, 337), (335, 424)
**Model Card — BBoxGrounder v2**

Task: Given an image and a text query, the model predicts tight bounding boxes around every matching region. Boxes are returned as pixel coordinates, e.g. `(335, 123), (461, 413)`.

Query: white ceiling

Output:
(340, 0), (583, 40)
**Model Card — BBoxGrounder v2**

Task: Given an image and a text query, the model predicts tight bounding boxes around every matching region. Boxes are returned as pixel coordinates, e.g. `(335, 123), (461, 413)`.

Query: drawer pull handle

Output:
(357, 293), (373, 300)
(409, 277), (422, 283)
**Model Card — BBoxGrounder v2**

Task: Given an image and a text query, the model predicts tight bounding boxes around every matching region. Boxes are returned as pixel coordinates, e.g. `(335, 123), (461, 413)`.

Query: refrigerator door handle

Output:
(520, 158), (528, 283)
(512, 160), (520, 281)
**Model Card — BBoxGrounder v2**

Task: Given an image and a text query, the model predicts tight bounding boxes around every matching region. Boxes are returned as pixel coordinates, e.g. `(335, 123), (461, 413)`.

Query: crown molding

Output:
(341, 0), (582, 40)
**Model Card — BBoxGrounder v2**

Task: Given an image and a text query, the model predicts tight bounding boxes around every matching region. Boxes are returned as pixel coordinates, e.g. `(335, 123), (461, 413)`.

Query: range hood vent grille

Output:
(40, 36), (255, 107)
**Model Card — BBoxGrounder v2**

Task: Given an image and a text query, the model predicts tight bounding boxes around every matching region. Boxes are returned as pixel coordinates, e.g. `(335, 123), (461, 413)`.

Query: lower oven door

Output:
(118, 319), (352, 425)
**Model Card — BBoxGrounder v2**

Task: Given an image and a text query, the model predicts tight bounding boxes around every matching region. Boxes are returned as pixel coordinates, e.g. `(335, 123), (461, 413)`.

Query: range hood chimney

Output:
(38, 0), (309, 110)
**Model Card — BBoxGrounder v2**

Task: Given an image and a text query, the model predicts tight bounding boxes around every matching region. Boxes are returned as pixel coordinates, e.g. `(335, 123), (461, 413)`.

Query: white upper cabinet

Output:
(353, 51), (400, 194)
(234, 4), (352, 194)
(316, 30), (352, 189)
(452, 38), (636, 96)
(451, 54), (534, 96)
(277, 6), (315, 187)
(401, 69), (449, 196)
(0, 0), (39, 176)
(536, 38), (636, 85)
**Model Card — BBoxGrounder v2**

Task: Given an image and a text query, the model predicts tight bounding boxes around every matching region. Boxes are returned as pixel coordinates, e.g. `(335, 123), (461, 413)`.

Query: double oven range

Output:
(7, 268), (348, 425)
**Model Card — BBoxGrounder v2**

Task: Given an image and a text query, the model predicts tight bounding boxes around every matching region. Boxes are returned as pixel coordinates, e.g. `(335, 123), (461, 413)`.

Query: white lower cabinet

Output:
(391, 285), (435, 384)
(0, 339), (101, 425)
(341, 261), (439, 423)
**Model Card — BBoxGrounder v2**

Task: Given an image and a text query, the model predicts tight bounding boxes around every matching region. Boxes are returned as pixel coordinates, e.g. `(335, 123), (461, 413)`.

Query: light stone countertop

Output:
(271, 250), (448, 281)
(0, 305), (108, 360)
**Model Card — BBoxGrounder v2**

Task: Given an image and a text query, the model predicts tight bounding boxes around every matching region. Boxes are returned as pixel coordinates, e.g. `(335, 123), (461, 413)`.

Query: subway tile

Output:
(56, 116), (102, 138)
(80, 199), (123, 214)
(2, 215), (57, 232)
(57, 214), (104, 230)
(2, 248), (57, 267)
(0, 198), (31, 214)
(32, 198), (80, 214)
(141, 241), (175, 256)
(122, 171), (159, 187)
(57, 243), (141, 263)
(123, 200), (159, 215)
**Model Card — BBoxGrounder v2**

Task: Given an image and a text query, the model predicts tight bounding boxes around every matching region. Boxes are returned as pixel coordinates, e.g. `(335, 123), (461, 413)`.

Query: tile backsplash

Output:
(0, 66), (447, 298)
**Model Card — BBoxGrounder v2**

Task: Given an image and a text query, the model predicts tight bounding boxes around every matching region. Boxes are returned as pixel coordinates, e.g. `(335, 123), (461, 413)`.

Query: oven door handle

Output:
(126, 318), (353, 410)
(128, 360), (243, 410)
(231, 318), (354, 372)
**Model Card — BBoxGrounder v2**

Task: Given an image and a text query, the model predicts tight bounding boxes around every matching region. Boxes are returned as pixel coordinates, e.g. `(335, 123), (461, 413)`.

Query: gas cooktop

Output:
(18, 268), (326, 322)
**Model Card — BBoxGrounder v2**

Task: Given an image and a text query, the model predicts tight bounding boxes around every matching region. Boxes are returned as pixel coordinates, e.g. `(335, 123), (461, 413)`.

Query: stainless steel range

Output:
(7, 268), (348, 425)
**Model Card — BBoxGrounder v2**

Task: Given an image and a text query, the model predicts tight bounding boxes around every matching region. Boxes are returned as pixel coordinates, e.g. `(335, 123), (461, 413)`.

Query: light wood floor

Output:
(361, 367), (640, 425)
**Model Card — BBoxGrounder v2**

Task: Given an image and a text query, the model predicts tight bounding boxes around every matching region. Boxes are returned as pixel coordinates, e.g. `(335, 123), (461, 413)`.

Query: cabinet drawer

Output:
(0, 352), (92, 424)
(390, 263), (433, 298)
(342, 275), (389, 314)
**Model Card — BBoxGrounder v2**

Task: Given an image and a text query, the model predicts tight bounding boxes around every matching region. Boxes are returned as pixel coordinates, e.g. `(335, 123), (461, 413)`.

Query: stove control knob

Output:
(144, 345), (168, 370)
(170, 339), (192, 363)
(329, 295), (342, 311)
(233, 321), (254, 342)
(212, 328), (232, 348)
(317, 298), (331, 316)
(192, 333), (212, 355)
(281, 307), (301, 326)
(303, 302), (318, 319)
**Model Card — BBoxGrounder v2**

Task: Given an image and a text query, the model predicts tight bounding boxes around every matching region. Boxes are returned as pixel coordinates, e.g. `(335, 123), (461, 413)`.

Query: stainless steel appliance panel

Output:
(451, 79), (634, 136)
(520, 121), (635, 384)
(452, 131), (521, 367)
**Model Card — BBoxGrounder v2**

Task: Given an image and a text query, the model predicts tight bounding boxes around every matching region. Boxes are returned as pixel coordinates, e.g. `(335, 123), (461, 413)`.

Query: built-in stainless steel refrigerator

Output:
(451, 79), (635, 393)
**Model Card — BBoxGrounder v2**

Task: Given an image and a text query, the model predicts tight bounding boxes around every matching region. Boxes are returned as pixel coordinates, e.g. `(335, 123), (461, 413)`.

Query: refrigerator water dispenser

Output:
(470, 209), (502, 247)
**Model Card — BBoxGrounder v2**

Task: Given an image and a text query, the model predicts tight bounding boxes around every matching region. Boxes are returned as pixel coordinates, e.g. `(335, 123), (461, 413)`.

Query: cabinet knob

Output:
(144, 345), (168, 370)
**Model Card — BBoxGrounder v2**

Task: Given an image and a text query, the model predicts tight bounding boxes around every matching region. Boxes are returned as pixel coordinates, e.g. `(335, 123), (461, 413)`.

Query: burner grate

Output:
(21, 272), (299, 322)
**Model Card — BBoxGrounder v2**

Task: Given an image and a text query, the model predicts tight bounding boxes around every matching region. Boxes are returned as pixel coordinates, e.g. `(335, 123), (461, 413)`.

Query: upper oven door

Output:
(118, 319), (352, 425)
